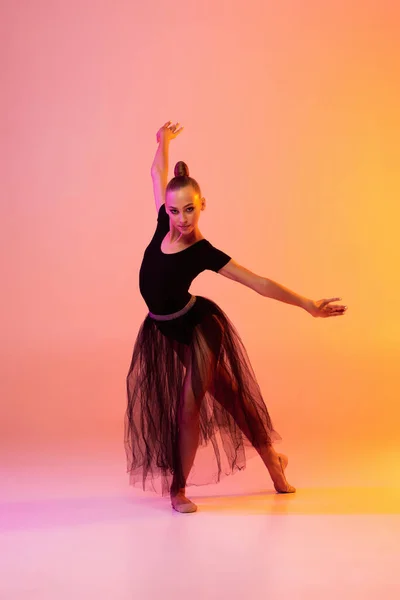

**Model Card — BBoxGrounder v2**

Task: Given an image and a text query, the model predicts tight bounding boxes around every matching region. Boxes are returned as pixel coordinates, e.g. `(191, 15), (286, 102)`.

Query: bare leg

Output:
(212, 365), (296, 493)
(170, 363), (200, 513)
(170, 337), (216, 513)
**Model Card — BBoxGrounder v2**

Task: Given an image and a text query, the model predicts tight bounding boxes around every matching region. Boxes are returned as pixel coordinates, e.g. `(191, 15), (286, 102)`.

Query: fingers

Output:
(159, 121), (184, 137)
(169, 122), (183, 134)
(321, 297), (341, 307)
(313, 298), (348, 317)
(328, 303), (347, 310)
(317, 301), (347, 317)
(156, 121), (184, 142)
(325, 307), (347, 317)
(321, 298), (347, 310)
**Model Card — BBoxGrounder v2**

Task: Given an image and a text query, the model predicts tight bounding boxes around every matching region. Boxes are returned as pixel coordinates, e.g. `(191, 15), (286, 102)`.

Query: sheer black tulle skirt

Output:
(125, 295), (281, 496)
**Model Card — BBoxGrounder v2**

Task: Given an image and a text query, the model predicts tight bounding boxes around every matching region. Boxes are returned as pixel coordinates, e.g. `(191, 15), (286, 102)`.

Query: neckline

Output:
(160, 235), (206, 255)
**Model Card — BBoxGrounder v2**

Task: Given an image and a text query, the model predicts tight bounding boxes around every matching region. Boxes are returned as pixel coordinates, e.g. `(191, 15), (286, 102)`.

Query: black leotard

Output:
(139, 204), (231, 315)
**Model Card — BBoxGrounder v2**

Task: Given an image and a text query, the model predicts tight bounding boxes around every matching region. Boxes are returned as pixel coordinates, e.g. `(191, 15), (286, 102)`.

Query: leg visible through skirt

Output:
(124, 296), (281, 496)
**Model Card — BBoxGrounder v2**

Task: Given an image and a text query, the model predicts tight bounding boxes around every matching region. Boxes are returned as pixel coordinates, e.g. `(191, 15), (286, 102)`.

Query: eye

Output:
(170, 207), (194, 215)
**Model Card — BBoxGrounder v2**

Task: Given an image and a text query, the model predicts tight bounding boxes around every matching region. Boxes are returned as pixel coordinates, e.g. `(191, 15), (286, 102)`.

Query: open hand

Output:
(307, 297), (348, 318)
(156, 121), (184, 143)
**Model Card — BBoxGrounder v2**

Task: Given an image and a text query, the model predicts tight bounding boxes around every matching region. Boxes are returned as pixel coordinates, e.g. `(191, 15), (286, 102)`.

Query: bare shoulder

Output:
(218, 259), (264, 292)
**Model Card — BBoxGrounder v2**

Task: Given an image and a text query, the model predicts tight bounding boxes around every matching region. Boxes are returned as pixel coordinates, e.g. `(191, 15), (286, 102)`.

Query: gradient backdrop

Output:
(2, 0), (400, 499)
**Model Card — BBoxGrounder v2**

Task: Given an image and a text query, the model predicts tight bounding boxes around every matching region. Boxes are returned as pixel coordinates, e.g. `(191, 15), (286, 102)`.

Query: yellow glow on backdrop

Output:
(2, 0), (399, 489)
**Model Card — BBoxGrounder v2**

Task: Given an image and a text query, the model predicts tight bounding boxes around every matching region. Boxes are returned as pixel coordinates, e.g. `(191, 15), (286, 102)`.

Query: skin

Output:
(162, 187), (206, 251)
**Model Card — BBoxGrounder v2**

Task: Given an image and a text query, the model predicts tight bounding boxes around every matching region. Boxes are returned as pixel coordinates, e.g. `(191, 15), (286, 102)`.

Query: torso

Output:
(138, 204), (231, 316)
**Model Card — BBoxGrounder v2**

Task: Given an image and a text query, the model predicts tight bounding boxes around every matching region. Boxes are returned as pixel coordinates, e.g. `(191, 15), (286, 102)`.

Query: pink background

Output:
(2, 0), (400, 495)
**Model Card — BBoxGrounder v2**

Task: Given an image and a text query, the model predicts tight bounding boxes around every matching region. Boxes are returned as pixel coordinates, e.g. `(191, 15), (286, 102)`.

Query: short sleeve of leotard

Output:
(202, 240), (231, 273)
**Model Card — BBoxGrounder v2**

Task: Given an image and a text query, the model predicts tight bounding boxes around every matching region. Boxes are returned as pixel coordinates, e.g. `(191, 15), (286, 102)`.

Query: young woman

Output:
(125, 121), (347, 513)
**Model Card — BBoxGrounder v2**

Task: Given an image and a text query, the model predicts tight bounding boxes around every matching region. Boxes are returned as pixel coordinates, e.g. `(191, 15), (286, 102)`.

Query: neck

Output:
(170, 227), (200, 244)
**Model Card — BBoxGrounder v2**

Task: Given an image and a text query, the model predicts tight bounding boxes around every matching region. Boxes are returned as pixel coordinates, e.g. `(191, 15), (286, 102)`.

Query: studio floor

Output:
(1, 455), (400, 600)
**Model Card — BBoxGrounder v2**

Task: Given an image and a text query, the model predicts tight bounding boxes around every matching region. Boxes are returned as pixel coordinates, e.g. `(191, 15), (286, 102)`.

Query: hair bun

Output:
(174, 161), (189, 178)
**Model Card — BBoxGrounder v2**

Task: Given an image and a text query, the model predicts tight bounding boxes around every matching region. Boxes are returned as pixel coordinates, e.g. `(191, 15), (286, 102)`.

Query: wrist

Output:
(302, 298), (314, 313)
(158, 135), (171, 147)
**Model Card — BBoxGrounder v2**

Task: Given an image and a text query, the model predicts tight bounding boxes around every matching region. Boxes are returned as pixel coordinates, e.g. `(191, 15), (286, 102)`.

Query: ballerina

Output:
(125, 121), (347, 513)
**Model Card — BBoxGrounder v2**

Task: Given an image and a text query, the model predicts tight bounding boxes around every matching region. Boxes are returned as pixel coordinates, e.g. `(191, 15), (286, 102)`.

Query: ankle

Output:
(261, 445), (278, 463)
(170, 487), (185, 498)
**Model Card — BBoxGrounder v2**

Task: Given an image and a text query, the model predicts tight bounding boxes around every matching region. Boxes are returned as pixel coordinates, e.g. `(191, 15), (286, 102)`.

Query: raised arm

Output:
(151, 121), (183, 212)
(218, 260), (347, 318)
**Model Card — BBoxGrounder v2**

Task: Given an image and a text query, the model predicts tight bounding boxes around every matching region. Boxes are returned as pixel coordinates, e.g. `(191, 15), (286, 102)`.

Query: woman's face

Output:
(166, 186), (204, 235)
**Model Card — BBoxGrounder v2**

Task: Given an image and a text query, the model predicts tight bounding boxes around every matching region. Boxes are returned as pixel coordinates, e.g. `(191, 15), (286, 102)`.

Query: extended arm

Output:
(218, 260), (347, 318)
(151, 121), (183, 212)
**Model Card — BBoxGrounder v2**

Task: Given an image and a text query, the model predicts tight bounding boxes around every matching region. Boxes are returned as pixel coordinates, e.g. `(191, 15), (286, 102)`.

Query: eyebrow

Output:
(167, 203), (194, 210)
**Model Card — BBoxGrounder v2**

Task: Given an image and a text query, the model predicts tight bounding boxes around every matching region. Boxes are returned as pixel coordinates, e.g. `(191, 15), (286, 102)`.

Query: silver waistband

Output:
(148, 295), (197, 321)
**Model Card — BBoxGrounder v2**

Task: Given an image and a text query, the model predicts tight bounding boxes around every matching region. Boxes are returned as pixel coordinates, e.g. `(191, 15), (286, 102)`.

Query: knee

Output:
(180, 381), (199, 424)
